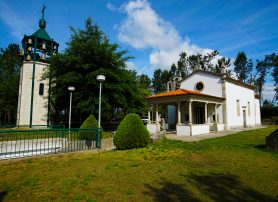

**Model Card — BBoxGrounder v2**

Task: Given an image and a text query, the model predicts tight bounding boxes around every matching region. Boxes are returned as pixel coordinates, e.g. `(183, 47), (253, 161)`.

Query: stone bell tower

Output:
(17, 5), (59, 127)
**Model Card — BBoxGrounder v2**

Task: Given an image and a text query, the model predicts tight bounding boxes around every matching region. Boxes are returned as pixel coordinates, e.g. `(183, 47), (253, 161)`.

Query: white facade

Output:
(180, 72), (223, 97)
(17, 61), (49, 126)
(146, 70), (261, 136)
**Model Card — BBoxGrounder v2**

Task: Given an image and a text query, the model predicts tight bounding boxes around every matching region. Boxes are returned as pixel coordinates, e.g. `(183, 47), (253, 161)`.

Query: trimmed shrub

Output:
(113, 113), (150, 149)
(79, 114), (100, 141)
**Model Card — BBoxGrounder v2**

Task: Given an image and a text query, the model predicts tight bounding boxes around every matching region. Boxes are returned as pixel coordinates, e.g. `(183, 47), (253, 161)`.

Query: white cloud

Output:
(126, 61), (153, 76)
(106, 3), (119, 12)
(117, 0), (181, 50)
(0, 2), (33, 40)
(116, 0), (216, 69)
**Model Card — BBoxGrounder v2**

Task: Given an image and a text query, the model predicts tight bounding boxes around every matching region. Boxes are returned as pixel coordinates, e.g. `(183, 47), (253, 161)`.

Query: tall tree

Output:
(0, 44), (21, 125)
(138, 74), (151, 89)
(187, 54), (202, 72)
(177, 52), (188, 77)
(234, 51), (253, 83)
(271, 54), (278, 101)
(152, 69), (162, 93)
(253, 59), (267, 103)
(169, 63), (177, 78)
(161, 70), (171, 90)
(151, 69), (171, 93)
(203, 50), (219, 72)
(214, 57), (231, 74)
(252, 53), (277, 104)
(48, 18), (147, 124)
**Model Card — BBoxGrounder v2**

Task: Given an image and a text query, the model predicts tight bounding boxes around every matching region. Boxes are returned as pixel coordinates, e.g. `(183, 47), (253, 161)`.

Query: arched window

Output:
(39, 83), (44, 95)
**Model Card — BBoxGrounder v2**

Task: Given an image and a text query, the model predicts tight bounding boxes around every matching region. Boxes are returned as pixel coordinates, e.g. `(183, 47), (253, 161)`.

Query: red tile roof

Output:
(146, 88), (224, 100)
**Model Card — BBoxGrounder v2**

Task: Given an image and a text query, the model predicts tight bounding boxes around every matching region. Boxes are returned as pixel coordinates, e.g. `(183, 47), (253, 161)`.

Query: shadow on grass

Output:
(144, 173), (276, 202)
(254, 144), (267, 150)
(253, 144), (277, 153)
(0, 191), (8, 202)
(144, 181), (201, 202)
(191, 173), (276, 202)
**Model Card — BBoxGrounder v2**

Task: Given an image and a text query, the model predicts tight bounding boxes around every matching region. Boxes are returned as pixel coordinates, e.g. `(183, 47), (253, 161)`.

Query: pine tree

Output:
(234, 51), (253, 83)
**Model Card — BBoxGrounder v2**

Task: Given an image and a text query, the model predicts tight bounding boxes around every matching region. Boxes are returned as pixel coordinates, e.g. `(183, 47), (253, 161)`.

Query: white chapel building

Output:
(146, 70), (261, 136)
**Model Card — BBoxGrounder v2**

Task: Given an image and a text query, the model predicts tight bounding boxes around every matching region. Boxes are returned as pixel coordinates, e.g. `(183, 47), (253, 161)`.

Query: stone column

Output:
(155, 104), (160, 132)
(177, 101), (181, 125)
(148, 109), (151, 123)
(189, 101), (192, 125)
(219, 104), (222, 124)
(215, 104), (218, 123)
(155, 104), (159, 124)
(205, 102), (208, 124)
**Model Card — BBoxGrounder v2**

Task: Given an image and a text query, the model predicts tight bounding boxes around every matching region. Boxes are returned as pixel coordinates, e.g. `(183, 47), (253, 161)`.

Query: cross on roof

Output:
(42, 5), (46, 19)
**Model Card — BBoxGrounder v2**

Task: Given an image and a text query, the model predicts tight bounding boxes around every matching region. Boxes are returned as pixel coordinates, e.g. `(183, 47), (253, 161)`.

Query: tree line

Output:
(0, 17), (277, 125)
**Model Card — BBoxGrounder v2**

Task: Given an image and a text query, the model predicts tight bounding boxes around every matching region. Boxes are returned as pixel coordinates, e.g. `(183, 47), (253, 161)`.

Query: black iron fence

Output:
(0, 128), (101, 160)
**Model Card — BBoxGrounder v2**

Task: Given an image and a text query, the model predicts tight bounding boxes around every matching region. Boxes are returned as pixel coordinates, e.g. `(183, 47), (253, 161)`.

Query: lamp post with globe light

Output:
(68, 86), (75, 144)
(96, 75), (105, 148)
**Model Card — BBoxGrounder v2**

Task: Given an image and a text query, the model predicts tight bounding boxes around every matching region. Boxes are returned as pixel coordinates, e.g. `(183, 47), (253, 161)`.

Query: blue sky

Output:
(0, 0), (277, 101)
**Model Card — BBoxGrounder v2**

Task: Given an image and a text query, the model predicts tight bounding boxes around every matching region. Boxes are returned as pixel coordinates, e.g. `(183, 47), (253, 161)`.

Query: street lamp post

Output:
(96, 75), (105, 148)
(68, 86), (75, 144)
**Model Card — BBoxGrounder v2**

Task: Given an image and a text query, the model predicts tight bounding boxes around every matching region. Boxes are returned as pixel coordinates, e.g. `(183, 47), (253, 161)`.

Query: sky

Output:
(0, 0), (277, 101)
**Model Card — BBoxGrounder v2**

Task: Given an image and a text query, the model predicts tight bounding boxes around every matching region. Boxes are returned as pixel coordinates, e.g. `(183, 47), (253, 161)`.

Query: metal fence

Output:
(0, 128), (101, 160)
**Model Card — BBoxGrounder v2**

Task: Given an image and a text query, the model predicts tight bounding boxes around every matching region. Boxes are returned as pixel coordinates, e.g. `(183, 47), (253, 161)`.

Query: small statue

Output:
(161, 118), (165, 131)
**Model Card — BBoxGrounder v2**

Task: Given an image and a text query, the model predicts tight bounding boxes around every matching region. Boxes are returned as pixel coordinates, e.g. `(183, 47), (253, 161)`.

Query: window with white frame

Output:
(237, 100), (240, 116)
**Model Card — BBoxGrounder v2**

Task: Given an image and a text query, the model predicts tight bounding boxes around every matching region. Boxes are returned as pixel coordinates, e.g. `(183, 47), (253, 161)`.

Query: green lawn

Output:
(0, 126), (277, 202)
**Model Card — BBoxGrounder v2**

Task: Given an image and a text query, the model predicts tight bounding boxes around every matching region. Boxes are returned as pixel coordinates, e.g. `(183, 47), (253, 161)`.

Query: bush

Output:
(113, 113), (150, 149)
(79, 114), (100, 140)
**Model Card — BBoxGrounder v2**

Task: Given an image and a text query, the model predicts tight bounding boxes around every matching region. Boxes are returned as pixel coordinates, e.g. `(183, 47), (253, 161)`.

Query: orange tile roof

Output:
(146, 88), (224, 100)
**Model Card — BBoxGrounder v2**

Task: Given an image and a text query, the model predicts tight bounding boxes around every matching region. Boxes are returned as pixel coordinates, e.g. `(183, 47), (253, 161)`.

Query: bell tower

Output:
(17, 5), (59, 127)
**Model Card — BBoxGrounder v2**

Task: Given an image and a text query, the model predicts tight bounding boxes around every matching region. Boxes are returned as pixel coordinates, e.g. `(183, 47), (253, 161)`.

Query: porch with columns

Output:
(146, 95), (225, 136)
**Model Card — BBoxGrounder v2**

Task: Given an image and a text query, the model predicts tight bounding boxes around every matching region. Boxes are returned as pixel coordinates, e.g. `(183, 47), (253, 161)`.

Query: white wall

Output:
(216, 104), (224, 124)
(17, 61), (49, 126)
(147, 123), (158, 134)
(176, 125), (191, 136)
(255, 98), (261, 125)
(180, 72), (223, 97)
(191, 124), (210, 135)
(225, 81), (256, 128)
(216, 123), (224, 131)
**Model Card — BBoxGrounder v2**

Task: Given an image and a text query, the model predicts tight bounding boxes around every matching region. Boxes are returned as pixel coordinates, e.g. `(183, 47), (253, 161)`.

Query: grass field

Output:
(0, 126), (277, 202)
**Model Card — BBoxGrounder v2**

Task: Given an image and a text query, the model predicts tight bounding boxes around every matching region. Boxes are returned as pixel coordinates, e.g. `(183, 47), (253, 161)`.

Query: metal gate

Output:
(0, 128), (101, 160)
